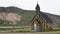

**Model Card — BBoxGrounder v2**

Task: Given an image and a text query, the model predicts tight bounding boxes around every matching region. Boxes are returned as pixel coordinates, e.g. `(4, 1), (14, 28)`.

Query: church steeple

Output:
(35, 2), (40, 10)
(35, 2), (40, 14)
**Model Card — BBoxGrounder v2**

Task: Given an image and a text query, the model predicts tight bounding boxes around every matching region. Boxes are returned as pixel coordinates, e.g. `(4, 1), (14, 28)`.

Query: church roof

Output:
(40, 12), (52, 23)
(34, 3), (52, 24)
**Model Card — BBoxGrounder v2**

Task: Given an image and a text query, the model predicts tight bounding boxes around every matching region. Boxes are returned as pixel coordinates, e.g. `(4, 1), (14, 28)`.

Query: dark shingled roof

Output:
(40, 12), (52, 23)
(32, 12), (52, 24)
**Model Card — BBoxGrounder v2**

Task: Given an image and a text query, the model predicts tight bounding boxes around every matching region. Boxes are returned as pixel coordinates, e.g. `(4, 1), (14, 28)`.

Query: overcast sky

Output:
(0, 0), (60, 15)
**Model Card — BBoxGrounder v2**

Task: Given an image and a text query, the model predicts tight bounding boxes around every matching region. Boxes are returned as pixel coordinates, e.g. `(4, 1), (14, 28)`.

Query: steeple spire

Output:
(35, 1), (40, 10)
(35, 1), (40, 14)
(37, 1), (38, 4)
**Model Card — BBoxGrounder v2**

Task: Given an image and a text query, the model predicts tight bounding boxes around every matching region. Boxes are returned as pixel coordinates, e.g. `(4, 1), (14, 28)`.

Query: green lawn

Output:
(0, 26), (60, 32)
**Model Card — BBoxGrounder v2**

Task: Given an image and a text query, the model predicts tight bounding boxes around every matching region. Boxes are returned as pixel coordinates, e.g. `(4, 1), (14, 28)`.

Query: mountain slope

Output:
(0, 6), (60, 27)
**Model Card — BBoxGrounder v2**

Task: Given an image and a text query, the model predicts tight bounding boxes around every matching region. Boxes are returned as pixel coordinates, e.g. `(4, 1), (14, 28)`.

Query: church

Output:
(31, 3), (53, 32)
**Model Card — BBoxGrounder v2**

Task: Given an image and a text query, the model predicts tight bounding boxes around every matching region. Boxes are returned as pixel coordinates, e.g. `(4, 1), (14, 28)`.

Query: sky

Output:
(0, 0), (60, 15)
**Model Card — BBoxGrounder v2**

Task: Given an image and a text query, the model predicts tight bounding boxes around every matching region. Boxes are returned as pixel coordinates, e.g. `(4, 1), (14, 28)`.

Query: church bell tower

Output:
(35, 2), (40, 15)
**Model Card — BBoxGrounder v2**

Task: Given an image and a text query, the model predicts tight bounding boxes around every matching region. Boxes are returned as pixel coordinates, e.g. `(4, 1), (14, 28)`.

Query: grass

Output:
(0, 26), (60, 32)
(16, 29), (31, 33)
(0, 26), (31, 32)
(53, 29), (60, 31)
(45, 28), (60, 32)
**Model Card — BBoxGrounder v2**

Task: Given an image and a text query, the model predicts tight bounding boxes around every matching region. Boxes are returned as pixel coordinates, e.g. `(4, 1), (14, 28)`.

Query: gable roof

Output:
(40, 12), (52, 23)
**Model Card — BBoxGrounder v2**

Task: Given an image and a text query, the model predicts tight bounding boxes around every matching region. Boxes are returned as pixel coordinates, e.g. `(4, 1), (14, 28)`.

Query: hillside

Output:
(0, 6), (60, 27)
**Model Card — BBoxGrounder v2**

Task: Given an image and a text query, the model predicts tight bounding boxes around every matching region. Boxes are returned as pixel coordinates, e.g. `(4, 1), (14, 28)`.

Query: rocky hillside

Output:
(0, 6), (60, 27)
